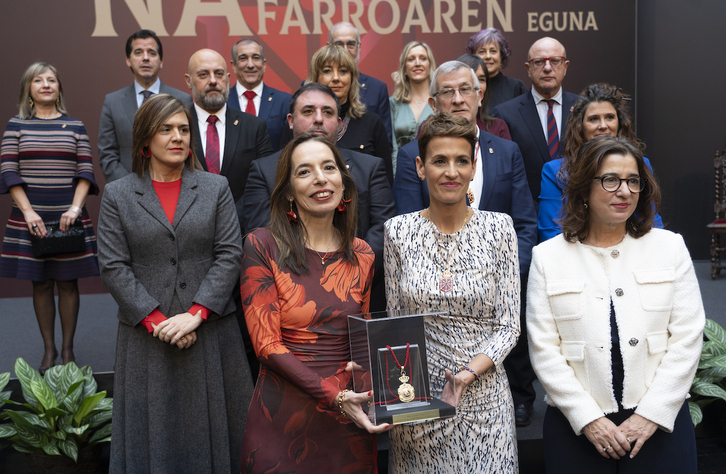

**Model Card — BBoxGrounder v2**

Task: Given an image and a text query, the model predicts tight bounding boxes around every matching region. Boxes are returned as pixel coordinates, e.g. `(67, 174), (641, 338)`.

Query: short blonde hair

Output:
(391, 42), (436, 103)
(18, 63), (68, 119)
(306, 45), (366, 119)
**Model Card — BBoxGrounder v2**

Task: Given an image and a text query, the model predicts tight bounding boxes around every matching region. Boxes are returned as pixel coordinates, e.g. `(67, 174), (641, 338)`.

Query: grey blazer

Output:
(98, 82), (193, 183)
(97, 169), (242, 326)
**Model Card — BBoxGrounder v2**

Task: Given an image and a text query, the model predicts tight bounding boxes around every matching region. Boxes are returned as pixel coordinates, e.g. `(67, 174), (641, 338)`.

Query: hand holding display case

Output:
(348, 310), (457, 425)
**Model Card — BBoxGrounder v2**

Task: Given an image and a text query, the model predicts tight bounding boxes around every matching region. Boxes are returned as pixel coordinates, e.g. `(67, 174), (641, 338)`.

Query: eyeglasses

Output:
(528, 56), (567, 68)
(433, 85), (477, 100)
(593, 176), (646, 193)
(332, 40), (359, 50)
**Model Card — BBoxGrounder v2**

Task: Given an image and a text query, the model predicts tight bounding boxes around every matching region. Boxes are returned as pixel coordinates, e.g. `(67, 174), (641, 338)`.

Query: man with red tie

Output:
(227, 39), (291, 152)
(185, 49), (273, 234)
(492, 37), (579, 205)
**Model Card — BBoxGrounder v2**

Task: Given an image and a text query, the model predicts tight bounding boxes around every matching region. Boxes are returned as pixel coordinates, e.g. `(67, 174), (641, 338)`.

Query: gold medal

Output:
(397, 368), (415, 402)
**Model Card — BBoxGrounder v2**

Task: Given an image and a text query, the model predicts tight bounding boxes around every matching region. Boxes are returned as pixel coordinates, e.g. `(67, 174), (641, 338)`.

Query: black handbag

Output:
(29, 219), (86, 258)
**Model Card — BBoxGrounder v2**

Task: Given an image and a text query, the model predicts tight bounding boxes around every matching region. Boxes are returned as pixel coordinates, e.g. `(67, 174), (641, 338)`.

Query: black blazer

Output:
(191, 106), (273, 233)
(492, 89), (579, 201)
(243, 148), (396, 311)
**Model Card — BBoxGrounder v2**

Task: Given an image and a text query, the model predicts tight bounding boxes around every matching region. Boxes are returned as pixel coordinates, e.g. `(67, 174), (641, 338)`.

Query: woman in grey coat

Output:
(97, 94), (253, 473)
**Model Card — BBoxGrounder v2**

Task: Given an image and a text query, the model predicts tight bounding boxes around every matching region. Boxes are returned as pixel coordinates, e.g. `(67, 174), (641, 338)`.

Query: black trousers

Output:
(543, 401), (697, 474)
(504, 274), (537, 406)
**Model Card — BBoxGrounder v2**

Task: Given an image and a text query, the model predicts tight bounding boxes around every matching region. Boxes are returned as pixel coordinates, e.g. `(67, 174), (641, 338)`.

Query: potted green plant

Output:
(689, 318), (726, 431)
(0, 357), (112, 473)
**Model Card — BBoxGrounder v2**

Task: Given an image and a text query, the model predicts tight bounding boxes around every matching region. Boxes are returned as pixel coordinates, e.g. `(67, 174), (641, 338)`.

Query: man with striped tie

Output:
(492, 37), (579, 206)
(491, 37), (579, 427)
(98, 30), (193, 183)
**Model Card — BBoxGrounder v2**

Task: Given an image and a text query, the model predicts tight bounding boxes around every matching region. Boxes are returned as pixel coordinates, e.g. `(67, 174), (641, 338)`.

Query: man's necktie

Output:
(140, 90), (153, 104)
(244, 90), (256, 116)
(545, 99), (559, 159)
(205, 115), (220, 174)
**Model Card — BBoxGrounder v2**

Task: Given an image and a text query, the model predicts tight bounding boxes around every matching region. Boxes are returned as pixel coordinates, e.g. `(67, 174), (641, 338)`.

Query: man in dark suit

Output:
(328, 22), (392, 144)
(185, 49), (273, 233)
(99, 29), (193, 183)
(227, 39), (291, 153)
(492, 37), (579, 203)
(244, 82), (395, 314)
(394, 61), (538, 426)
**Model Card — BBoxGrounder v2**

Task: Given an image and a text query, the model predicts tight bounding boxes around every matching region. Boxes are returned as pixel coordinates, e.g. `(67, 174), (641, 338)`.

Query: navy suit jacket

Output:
(359, 72), (392, 145)
(243, 148), (396, 312)
(393, 132), (537, 276)
(492, 89), (579, 202)
(191, 106), (273, 233)
(227, 83), (291, 153)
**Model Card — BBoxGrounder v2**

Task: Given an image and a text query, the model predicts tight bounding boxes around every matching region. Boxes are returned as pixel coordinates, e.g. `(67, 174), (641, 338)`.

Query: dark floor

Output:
(0, 261), (724, 472)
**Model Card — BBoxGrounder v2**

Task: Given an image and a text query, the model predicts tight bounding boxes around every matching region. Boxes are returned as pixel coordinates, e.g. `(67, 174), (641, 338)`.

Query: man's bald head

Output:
(525, 37), (569, 99)
(185, 49), (229, 113)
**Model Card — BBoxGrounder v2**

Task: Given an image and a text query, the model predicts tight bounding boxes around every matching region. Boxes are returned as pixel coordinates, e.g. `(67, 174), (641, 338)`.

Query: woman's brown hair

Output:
(268, 133), (358, 274)
(131, 94), (202, 176)
(561, 136), (661, 242)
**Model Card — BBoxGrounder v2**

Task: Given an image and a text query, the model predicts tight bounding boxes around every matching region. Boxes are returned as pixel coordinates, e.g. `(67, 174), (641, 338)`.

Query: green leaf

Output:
(88, 423), (112, 444)
(93, 398), (112, 412)
(42, 440), (61, 456)
(696, 366), (726, 384)
(691, 380), (726, 402)
(43, 365), (65, 401)
(0, 390), (11, 410)
(0, 400), (41, 413)
(74, 392), (106, 425)
(64, 424), (89, 436)
(15, 423), (47, 448)
(689, 401), (703, 426)
(12, 442), (37, 454)
(5, 410), (38, 428)
(0, 425), (17, 438)
(62, 380), (84, 414)
(53, 430), (67, 440)
(30, 380), (57, 410)
(59, 363), (83, 397)
(40, 407), (68, 419)
(58, 437), (78, 462)
(705, 319), (726, 349)
(87, 409), (112, 428)
(699, 353), (726, 369)
(14, 358), (41, 409)
(0, 372), (10, 391)
(82, 375), (98, 401)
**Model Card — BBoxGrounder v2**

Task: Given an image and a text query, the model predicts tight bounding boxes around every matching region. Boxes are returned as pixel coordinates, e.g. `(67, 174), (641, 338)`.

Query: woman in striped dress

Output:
(0, 62), (99, 373)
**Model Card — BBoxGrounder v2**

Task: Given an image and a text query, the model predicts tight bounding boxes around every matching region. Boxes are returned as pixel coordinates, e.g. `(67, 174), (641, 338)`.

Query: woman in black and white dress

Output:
(384, 112), (520, 473)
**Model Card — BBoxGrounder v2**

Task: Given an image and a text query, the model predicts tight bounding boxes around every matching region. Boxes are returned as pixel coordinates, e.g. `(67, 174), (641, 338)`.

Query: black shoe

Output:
(515, 403), (533, 426)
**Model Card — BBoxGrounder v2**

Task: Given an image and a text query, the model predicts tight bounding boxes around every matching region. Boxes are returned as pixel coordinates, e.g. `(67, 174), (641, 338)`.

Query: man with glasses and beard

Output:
(185, 49), (273, 234)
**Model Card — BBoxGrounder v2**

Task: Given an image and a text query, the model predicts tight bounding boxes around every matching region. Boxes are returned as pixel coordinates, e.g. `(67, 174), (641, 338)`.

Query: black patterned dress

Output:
(384, 210), (520, 473)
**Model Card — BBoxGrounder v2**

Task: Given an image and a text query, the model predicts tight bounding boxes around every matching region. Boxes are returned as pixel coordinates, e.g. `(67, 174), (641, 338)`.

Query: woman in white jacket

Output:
(527, 136), (704, 473)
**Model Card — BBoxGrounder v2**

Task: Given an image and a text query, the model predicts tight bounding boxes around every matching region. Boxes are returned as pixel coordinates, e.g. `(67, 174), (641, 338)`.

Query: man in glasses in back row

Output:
(493, 37), (579, 207)
(492, 37), (579, 428)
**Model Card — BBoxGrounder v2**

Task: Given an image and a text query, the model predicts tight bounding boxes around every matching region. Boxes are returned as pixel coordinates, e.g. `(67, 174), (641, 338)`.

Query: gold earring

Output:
(56, 97), (60, 107)
(28, 97), (34, 107)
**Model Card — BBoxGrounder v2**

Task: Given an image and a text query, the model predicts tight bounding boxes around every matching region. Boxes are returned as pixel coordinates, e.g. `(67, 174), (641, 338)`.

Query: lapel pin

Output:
(361, 83), (366, 88)
(570, 106), (574, 112)
(489, 148), (493, 154)
(346, 164), (350, 169)
(234, 120), (239, 125)
(62, 124), (67, 128)
(360, 145), (364, 149)
(268, 97), (272, 101)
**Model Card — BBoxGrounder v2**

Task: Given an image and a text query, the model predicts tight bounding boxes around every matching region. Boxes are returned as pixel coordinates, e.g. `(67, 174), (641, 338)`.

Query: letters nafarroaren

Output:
(92, 0), (598, 37)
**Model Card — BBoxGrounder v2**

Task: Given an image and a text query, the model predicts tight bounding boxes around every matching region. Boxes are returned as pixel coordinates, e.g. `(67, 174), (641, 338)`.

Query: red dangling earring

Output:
(337, 189), (351, 212)
(286, 199), (298, 223)
(188, 148), (192, 157)
(140, 147), (151, 158)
